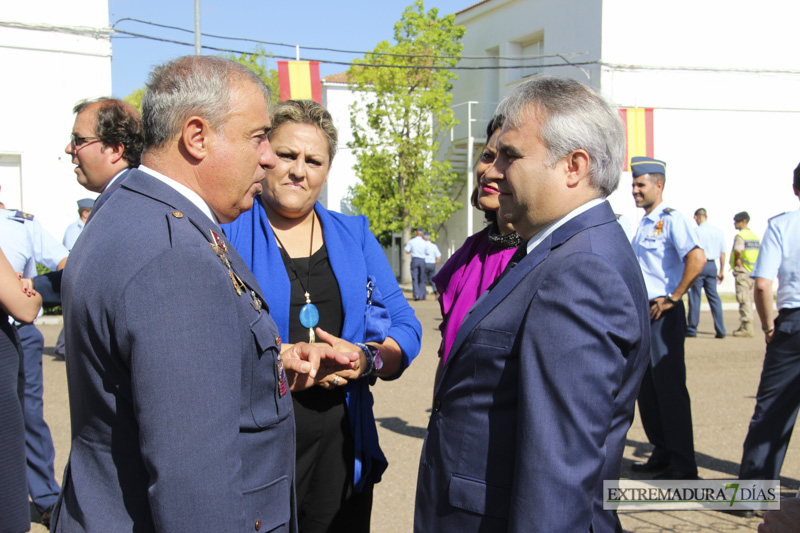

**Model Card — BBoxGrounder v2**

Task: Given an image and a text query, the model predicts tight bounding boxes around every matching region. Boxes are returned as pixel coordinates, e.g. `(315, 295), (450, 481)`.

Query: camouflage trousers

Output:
(734, 268), (755, 328)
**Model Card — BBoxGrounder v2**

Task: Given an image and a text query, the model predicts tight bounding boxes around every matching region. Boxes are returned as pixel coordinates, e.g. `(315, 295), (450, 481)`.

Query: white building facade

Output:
(0, 1), (112, 239)
(440, 0), (800, 294)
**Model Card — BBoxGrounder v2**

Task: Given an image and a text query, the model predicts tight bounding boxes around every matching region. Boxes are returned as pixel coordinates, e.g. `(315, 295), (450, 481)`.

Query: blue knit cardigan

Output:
(223, 198), (422, 490)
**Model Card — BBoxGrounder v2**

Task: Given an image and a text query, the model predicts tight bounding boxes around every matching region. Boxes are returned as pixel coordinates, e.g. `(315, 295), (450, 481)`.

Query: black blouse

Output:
(279, 243), (344, 344)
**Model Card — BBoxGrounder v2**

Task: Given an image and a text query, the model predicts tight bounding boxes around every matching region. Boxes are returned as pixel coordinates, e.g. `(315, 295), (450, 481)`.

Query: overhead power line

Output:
(0, 20), (111, 38)
(111, 17), (586, 63)
(113, 28), (594, 70)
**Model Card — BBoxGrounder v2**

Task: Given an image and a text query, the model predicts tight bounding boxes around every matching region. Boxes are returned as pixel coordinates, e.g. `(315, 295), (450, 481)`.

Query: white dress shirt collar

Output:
(138, 165), (219, 225)
(526, 197), (605, 254)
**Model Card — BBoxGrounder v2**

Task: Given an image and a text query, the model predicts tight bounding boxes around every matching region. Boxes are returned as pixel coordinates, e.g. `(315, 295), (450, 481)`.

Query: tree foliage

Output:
(223, 46), (281, 102)
(124, 86), (145, 114)
(347, 0), (465, 247)
(123, 47), (281, 114)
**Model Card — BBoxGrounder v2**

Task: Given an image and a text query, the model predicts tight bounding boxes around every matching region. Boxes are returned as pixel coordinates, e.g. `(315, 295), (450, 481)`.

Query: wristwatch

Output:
(356, 343), (383, 378)
(666, 293), (678, 305)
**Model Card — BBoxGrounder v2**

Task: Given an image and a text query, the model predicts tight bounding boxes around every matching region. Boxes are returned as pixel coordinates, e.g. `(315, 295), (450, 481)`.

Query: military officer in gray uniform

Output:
(51, 55), (357, 533)
(0, 207), (67, 527)
(737, 162), (800, 494)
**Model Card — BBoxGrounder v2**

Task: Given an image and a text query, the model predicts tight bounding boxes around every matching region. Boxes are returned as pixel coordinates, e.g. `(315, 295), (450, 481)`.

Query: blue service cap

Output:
(631, 156), (666, 178)
(77, 198), (94, 209)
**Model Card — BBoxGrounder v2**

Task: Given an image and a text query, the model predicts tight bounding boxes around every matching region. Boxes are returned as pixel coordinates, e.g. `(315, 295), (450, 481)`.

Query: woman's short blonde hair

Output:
(269, 100), (338, 163)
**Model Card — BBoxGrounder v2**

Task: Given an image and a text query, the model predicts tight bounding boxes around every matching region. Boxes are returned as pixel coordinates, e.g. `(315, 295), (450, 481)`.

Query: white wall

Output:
(442, 0), (605, 254)
(601, 0), (800, 293)
(442, 0), (800, 294)
(0, 1), (111, 240)
(321, 82), (360, 215)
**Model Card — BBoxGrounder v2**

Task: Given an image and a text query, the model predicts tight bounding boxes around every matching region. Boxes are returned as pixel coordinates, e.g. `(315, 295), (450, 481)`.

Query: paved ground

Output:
(31, 304), (798, 532)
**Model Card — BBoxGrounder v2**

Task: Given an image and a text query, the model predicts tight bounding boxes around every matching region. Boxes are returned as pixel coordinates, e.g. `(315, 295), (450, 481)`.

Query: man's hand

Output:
(314, 327), (365, 389)
(282, 342), (358, 392)
(650, 296), (674, 320)
(759, 497), (800, 533)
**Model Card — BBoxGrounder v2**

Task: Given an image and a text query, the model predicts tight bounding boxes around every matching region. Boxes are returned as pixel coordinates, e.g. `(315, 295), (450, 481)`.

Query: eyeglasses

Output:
(70, 133), (100, 148)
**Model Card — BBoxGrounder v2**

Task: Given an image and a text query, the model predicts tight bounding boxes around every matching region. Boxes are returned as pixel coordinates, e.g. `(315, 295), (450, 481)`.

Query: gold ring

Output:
(333, 375), (341, 386)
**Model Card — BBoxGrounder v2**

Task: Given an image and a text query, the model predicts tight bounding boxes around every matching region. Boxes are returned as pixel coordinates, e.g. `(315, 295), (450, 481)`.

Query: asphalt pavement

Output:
(31, 303), (798, 532)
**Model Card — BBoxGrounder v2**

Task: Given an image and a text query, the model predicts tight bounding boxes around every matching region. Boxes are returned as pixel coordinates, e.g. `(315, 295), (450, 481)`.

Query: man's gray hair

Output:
(496, 76), (624, 197)
(142, 55), (271, 150)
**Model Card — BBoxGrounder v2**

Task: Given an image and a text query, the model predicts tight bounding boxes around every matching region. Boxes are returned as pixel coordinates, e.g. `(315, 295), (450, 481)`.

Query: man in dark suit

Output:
(51, 55), (357, 532)
(414, 76), (651, 533)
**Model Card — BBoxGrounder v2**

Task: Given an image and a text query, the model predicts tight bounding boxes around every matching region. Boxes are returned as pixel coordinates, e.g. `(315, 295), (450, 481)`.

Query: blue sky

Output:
(109, 0), (471, 98)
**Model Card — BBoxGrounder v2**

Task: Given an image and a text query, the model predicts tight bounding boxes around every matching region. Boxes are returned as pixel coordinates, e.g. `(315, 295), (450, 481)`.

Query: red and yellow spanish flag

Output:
(277, 61), (322, 103)
(618, 108), (654, 171)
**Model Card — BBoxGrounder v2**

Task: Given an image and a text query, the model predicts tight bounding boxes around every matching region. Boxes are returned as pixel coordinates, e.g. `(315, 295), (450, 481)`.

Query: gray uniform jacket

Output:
(52, 169), (296, 532)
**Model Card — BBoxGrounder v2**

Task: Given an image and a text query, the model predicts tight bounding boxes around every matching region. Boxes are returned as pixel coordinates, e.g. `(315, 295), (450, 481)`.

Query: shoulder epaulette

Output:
(768, 212), (789, 222)
(8, 210), (33, 222)
(661, 208), (675, 215)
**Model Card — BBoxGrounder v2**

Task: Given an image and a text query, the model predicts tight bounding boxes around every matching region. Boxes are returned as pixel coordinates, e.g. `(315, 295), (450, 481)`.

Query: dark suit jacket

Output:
(52, 169), (296, 532)
(31, 168), (132, 306)
(414, 201), (650, 533)
(86, 167), (131, 222)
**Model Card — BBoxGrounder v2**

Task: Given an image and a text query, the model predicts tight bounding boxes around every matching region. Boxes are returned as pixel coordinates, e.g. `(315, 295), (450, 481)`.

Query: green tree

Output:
(123, 47), (281, 113)
(124, 86), (145, 114)
(347, 0), (464, 282)
(224, 46), (281, 102)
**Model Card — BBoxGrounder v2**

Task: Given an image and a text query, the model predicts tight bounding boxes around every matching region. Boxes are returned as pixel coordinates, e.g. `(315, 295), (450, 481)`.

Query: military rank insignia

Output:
(209, 229), (246, 296)
(276, 353), (288, 397)
(209, 229), (229, 254)
(228, 270), (244, 295)
(250, 290), (262, 313)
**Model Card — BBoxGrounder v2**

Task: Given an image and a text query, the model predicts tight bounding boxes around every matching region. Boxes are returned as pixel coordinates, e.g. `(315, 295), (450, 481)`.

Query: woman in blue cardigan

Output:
(223, 100), (421, 533)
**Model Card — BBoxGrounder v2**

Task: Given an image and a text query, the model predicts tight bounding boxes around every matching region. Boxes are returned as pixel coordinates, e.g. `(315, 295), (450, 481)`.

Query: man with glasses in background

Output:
(64, 97), (143, 218)
(37, 99), (144, 314)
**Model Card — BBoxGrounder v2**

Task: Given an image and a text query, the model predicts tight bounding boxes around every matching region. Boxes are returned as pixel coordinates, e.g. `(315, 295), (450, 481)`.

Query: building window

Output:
(509, 30), (545, 81)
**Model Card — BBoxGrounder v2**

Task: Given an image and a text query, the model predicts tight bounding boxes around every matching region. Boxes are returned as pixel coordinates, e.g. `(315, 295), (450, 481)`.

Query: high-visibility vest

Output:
(730, 227), (760, 272)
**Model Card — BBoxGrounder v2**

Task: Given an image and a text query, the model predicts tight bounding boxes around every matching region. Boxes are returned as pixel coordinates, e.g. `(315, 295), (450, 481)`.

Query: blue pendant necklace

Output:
(273, 213), (319, 343)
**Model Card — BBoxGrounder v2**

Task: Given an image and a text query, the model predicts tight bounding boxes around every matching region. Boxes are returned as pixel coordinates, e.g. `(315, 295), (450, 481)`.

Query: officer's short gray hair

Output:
(142, 56), (271, 150)
(495, 76), (624, 197)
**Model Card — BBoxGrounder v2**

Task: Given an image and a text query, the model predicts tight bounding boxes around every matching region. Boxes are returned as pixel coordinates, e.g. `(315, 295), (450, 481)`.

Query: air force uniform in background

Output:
(62, 198), (94, 252)
(405, 230), (428, 300)
(632, 158), (700, 478)
(0, 208), (67, 518)
(738, 183), (800, 481)
(687, 217), (726, 337)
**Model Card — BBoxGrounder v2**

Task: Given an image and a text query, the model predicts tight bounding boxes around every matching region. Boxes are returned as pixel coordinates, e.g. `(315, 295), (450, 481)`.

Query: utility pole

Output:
(194, 0), (201, 55)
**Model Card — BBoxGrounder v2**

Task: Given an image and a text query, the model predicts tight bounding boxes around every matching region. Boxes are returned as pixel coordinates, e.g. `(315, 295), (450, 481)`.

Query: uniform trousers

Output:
(17, 324), (60, 512)
(0, 319), (29, 533)
(687, 261), (725, 336)
(739, 308), (800, 480)
(424, 263), (436, 295)
(734, 268), (755, 328)
(637, 301), (698, 473)
(410, 258), (427, 300)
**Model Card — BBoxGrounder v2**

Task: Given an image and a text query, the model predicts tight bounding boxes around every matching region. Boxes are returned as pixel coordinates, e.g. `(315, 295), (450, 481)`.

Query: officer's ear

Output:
(181, 116), (212, 162)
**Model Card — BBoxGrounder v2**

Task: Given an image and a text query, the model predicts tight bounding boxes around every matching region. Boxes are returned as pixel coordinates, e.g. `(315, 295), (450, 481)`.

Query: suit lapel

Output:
(437, 201), (618, 389)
